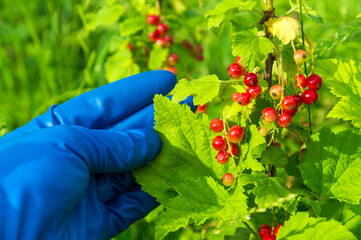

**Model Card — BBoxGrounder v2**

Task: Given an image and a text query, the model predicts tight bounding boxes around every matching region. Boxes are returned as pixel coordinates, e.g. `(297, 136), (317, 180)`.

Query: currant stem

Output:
(299, 0), (313, 135)
(156, 0), (162, 16)
(272, 207), (275, 230)
(242, 221), (262, 240)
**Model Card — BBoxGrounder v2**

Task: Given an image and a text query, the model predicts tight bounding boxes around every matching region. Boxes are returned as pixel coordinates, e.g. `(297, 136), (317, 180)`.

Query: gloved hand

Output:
(0, 71), (176, 240)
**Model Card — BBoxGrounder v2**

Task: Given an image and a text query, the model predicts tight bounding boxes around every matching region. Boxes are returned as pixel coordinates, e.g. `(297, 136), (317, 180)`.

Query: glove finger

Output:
(95, 173), (137, 203)
(105, 95), (196, 131)
(105, 186), (159, 239)
(59, 126), (162, 173)
(3, 71), (176, 139)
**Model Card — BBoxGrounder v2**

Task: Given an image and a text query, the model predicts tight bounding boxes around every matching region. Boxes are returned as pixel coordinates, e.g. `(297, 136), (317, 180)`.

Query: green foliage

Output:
(315, 59), (361, 128)
(261, 146), (288, 168)
(231, 28), (274, 61)
(277, 212), (356, 239)
(288, 0), (324, 23)
(134, 96), (248, 239)
(119, 17), (147, 36)
(299, 127), (361, 204)
(148, 47), (169, 71)
(205, 0), (257, 36)
(254, 177), (296, 210)
(171, 75), (220, 105)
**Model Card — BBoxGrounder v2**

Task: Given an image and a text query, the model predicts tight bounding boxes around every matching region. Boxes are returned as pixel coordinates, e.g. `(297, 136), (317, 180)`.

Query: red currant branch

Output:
(299, 0), (313, 135)
(242, 221), (262, 240)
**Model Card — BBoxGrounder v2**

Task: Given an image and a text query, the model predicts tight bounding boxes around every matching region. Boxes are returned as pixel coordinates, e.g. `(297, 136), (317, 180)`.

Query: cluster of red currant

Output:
(210, 117), (244, 186)
(258, 224), (283, 240)
(260, 73), (322, 131)
(182, 40), (204, 62)
(146, 14), (178, 75)
(229, 57), (262, 105)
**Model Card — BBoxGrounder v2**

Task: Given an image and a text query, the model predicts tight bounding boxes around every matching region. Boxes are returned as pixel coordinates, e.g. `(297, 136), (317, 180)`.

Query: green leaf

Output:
(171, 75), (220, 105)
(254, 177), (296, 210)
(231, 28), (274, 62)
(85, 3), (124, 31)
(288, 0), (324, 23)
(220, 84), (245, 119)
(298, 127), (361, 204)
(238, 172), (267, 186)
(155, 177), (248, 239)
(242, 125), (266, 172)
(261, 146), (288, 168)
(281, 45), (298, 80)
(284, 153), (302, 178)
(277, 212), (356, 240)
(315, 59), (361, 127)
(148, 46), (169, 70)
(134, 96), (231, 204)
(104, 43), (140, 82)
(119, 16), (146, 36)
(205, 0), (257, 36)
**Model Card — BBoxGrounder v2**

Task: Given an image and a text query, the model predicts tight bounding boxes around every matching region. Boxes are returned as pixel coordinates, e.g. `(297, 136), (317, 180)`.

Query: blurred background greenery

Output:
(0, 0), (360, 239)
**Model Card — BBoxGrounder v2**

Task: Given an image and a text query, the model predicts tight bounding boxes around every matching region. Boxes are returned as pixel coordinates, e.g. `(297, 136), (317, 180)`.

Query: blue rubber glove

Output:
(0, 71), (176, 240)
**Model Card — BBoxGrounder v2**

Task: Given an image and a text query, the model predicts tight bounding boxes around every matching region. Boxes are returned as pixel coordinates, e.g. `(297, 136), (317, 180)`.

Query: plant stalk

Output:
(243, 221), (262, 240)
(299, 0), (312, 135)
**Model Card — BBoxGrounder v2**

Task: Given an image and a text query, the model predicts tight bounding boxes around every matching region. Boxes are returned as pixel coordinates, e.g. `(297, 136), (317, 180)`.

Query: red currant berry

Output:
(165, 66), (177, 75)
(165, 35), (173, 46)
(274, 141), (281, 148)
(246, 85), (262, 99)
(293, 94), (303, 107)
(228, 63), (245, 79)
(222, 173), (234, 186)
(155, 37), (167, 47)
(278, 113), (292, 128)
(262, 107), (277, 122)
(156, 23), (168, 35)
(168, 53), (179, 65)
(225, 143), (239, 156)
(244, 72), (259, 87)
(237, 93), (251, 106)
(235, 56), (241, 64)
(197, 54), (204, 61)
(302, 89), (318, 105)
(281, 106), (298, 117)
(232, 92), (241, 102)
(126, 43), (134, 52)
(259, 224), (272, 238)
(263, 234), (276, 240)
(258, 126), (268, 137)
(274, 224), (283, 237)
(293, 49), (307, 65)
(194, 44), (203, 55)
(212, 136), (227, 151)
(216, 151), (229, 164)
(195, 104), (207, 115)
(307, 74), (322, 91)
(269, 84), (282, 99)
(182, 40), (192, 50)
(227, 125), (244, 143)
(294, 74), (307, 88)
(282, 96), (297, 110)
(146, 14), (160, 25)
(210, 118), (224, 133)
(148, 31), (160, 42)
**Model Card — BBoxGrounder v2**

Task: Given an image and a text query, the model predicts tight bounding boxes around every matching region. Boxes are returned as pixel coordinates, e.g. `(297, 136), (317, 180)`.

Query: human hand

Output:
(0, 71), (176, 240)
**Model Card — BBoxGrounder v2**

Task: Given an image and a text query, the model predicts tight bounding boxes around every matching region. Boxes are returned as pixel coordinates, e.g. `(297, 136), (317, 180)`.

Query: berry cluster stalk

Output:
(299, 0), (313, 135)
